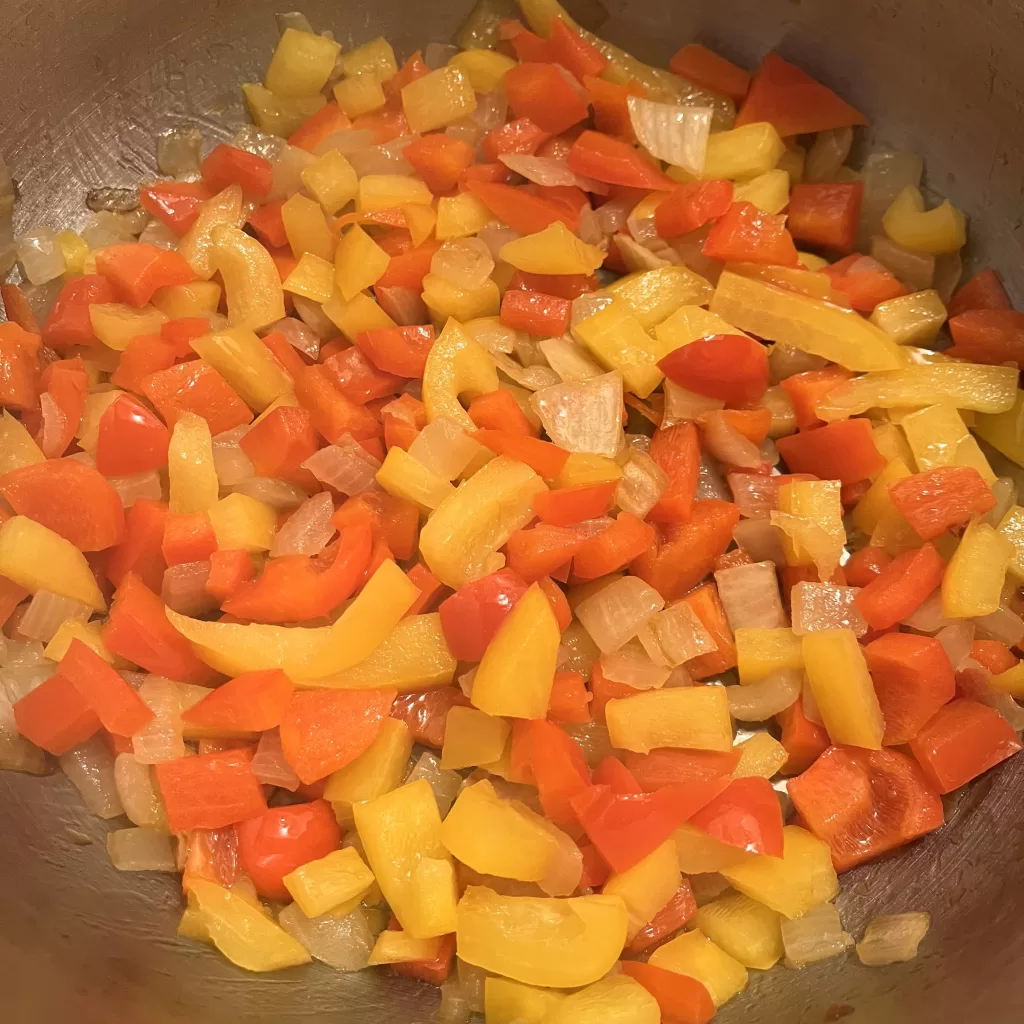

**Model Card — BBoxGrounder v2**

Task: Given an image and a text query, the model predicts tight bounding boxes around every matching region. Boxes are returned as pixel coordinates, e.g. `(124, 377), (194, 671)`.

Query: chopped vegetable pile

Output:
(3, 0), (1024, 1019)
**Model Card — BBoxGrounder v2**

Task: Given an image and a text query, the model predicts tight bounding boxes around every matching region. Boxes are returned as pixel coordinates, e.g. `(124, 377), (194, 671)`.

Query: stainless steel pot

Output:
(3, 1), (1023, 1021)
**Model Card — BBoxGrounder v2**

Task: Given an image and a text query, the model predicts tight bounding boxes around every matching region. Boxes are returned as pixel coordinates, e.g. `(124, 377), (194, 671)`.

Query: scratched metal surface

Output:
(2, 0), (1024, 1021)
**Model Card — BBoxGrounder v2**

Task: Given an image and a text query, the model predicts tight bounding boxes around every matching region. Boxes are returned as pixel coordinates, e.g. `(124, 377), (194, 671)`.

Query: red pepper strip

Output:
(592, 755), (643, 795)
(391, 932), (456, 986)
(659, 333), (769, 407)
(248, 202), (288, 249)
(572, 513), (656, 579)
(390, 688), (470, 749)
(621, 960), (715, 1024)
(292, 364), (380, 443)
(59, 638), (154, 737)
(33, 357), (88, 458)
(888, 465), (996, 541)
(822, 255), (908, 311)
(948, 267), (1012, 317)
(139, 181), (212, 236)
(567, 130), (674, 190)
(437, 568), (529, 662)
(787, 182), (863, 254)
(182, 670), (294, 734)
(776, 698), (829, 775)
(404, 134), (474, 193)
(110, 335), (177, 394)
(480, 118), (550, 163)
(142, 360), (253, 436)
(238, 406), (319, 491)
(12, 672), (102, 755)
(670, 43), (751, 103)
(467, 181), (579, 234)
(624, 882), (699, 956)
(689, 776), (784, 857)
(533, 482), (616, 526)
(503, 62), (590, 135)
(288, 101), (351, 152)
(354, 325), (435, 378)
(583, 75), (645, 140)
(94, 243), (197, 307)
(0, 283), (40, 332)
(947, 309), (1024, 368)
(467, 389), (537, 437)
(779, 367), (854, 431)
(682, 583), (738, 679)
(206, 549), (255, 603)
(655, 181), (733, 239)
(515, 718), (591, 832)
(500, 288), (571, 337)
(775, 417), (885, 485)
(506, 523), (590, 583)
(843, 546), (891, 588)
(854, 543), (945, 630)
(648, 422), (701, 525)
(623, 748), (741, 791)
(703, 202), (800, 267)
(473, 429), (570, 477)
(201, 144), (273, 197)
(547, 670), (592, 723)
(549, 17), (607, 79)
(41, 275), (117, 350)
(155, 749), (267, 832)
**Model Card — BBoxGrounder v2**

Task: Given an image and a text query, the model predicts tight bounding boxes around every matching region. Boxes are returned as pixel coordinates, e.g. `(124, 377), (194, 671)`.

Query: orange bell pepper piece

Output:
(514, 718), (591, 831)
(142, 360), (253, 435)
(500, 288), (571, 337)
(32, 356), (88, 457)
(775, 418), (885, 485)
(788, 183), (863, 255)
(182, 669), (294, 734)
(776, 698), (828, 775)
(648, 423), (701, 525)
(95, 243), (198, 307)
(534, 482), (616, 526)
(59, 638), (154, 737)
(389, 687), (469, 749)
(239, 406), (319, 490)
(947, 309), (1024, 368)
(12, 672), (101, 755)
(404, 134), (475, 193)
(480, 117), (550, 162)
(547, 670), (592, 724)
(821, 255), (908, 312)
(106, 499), (168, 593)
(473, 429), (570, 477)
(888, 466), (996, 541)
(323, 347), (405, 404)
(573, 513), (656, 579)
(506, 522), (589, 582)
(247, 201), (289, 250)
(660, 333), (769, 407)
(655, 181), (733, 239)
(468, 388), (537, 436)
(467, 180), (579, 234)
(948, 267), (1011, 318)
(288, 101), (352, 152)
(201, 145), (273, 198)
(375, 240), (441, 290)
(621, 960), (715, 1024)
(582, 75), (644, 139)
(682, 583), (738, 679)
(404, 562), (446, 616)
(624, 882), (699, 956)
(162, 512), (218, 566)
(42, 275), (117, 350)
(503, 62), (590, 134)
(670, 43), (751, 103)
(703, 202), (800, 267)
(622, 748), (741, 791)
(155, 749), (267, 831)
(567, 130), (674, 190)
(205, 549), (255, 603)
(293, 364), (380, 443)
(0, 576), (29, 628)
(854, 543), (945, 631)
(1, 283), (40, 332)
(111, 334), (177, 393)
(139, 180), (213, 236)
(779, 367), (853, 431)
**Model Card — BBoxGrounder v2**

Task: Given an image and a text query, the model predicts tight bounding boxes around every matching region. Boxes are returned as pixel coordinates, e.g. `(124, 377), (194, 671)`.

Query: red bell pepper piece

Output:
(353, 325), (435, 379)
(655, 181), (733, 239)
(404, 562), (446, 617)
(620, 960), (715, 1024)
(1, 283), (40, 332)
(888, 466), (996, 541)
(467, 180), (579, 234)
(42, 275), (117, 350)
(323, 347), (405, 405)
(238, 406), (319, 491)
(106, 499), (168, 593)
(182, 670), (294, 734)
(648, 422), (701, 525)
(261, 330), (309, 383)
(776, 697), (829, 775)
(201, 145), (273, 198)
(458, 162), (512, 189)
(0, 577), (29, 628)
(659, 333), (769, 407)
(843, 546), (891, 588)
(779, 367), (854, 431)
(350, 109), (411, 145)
(631, 500), (741, 600)
(822, 254), (908, 311)
(577, 841), (610, 887)
(206, 549), (255, 603)
(467, 389), (536, 437)
(361, 491), (419, 561)
(499, 288), (571, 337)
(59, 638), (154, 737)
(385, 51), (431, 98)
(390, 687), (469, 749)
(247, 201), (289, 249)
(854, 542), (945, 630)
(139, 180), (213, 236)
(623, 748), (741, 791)
(12, 671), (102, 755)
(0, 457), (125, 552)
(533, 482), (617, 525)
(288, 101), (352, 152)
(567, 130), (674, 190)
(279, 687), (395, 785)
(737, 52), (868, 136)
(95, 395), (171, 478)
(403, 135), (474, 194)
(547, 670), (592, 724)
(503, 62), (590, 135)
(32, 357), (88, 458)
(703, 202), (800, 266)
(863, 632), (955, 746)
(624, 882), (699, 956)
(506, 523), (589, 583)
(971, 639), (1019, 676)
(155, 749), (267, 832)
(480, 118), (550, 163)
(670, 43), (751, 103)
(142, 360), (253, 435)
(438, 568), (530, 662)
(513, 719), (591, 830)
(548, 17), (607, 79)
(473, 429), (570, 477)
(162, 316), (213, 358)
(102, 572), (219, 684)
(161, 512), (217, 566)
(110, 334), (177, 394)
(947, 309), (1024, 368)
(775, 418), (885, 485)
(391, 931), (456, 986)
(537, 575), (571, 631)
(582, 75), (645, 139)
(787, 182), (863, 254)
(589, 662), (640, 724)
(592, 755), (643, 795)
(573, 513), (656, 579)
(680, 583), (738, 679)
(689, 776), (784, 857)
(788, 745), (943, 872)
(94, 243), (197, 307)
(293, 364), (380, 443)
(374, 240), (440, 291)
(947, 267), (1012, 318)
(507, 270), (599, 300)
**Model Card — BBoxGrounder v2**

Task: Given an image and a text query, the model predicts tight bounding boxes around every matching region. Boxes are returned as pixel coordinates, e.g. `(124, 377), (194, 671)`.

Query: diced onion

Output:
(377, 286), (429, 326)
(570, 292), (615, 330)
(279, 903), (376, 971)
(577, 204), (605, 246)
(639, 601), (718, 667)
(465, 317), (519, 355)
(700, 410), (762, 469)
(60, 735), (125, 818)
(437, 978), (473, 1024)
(770, 512), (843, 581)
(627, 97), (712, 175)
(314, 129), (377, 159)
(715, 561), (787, 629)
(138, 219), (179, 250)
(108, 828), (177, 871)
(728, 472), (780, 519)
(492, 351), (561, 392)
(696, 453), (731, 501)
(114, 752), (168, 830)
(408, 416), (484, 480)
(804, 127), (854, 183)
(424, 41), (459, 69)
(982, 478), (1018, 529)
(858, 151), (923, 247)
(17, 590), (91, 643)
(499, 154), (578, 187)
(271, 492), (336, 557)
(81, 210), (147, 249)
(615, 234), (673, 273)
(973, 604), (1024, 647)
(802, 678), (824, 725)
(233, 476), (309, 508)
(476, 222), (521, 260)
(576, 575), (665, 653)
(156, 126), (203, 177)
(231, 124), (286, 162)
(109, 468), (164, 508)
(870, 237), (934, 291)
(251, 728), (301, 791)
(671, 224), (722, 282)
(456, 960), (489, 1014)
(557, 620), (601, 681)
(270, 316), (320, 360)
(726, 668), (801, 721)
(303, 438), (381, 496)
(268, 144), (316, 201)
(538, 336), (605, 383)
(0, 640), (55, 703)
(17, 227), (66, 285)
(791, 582), (868, 636)
(783, 903), (854, 968)
(161, 561), (216, 617)
(601, 641), (672, 690)
(0, 689), (47, 774)
(595, 193), (635, 235)
(616, 451), (669, 520)
(432, 239), (495, 291)
(514, 338), (549, 369)
(457, 667), (477, 699)
(292, 294), (341, 339)
(348, 135), (418, 178)
(935, 620), (975, 670)
(132, 676), (185, 764)
(733, 518), (786, 564)
(406, 751), (462, 818)
(900, 589), (952, 633)
(469, 90), (509, 132)
(856, 912), (930, 966)
(532, 371), (624, 456)
(212, 425), (255, 487)
(561, 721), (614, 768)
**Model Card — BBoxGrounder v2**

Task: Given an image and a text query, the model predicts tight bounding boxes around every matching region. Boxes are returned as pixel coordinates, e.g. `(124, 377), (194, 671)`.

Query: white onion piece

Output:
(161, 561), (215, 616)
(558, 620), (601, 681)
(437, 979), (473, 1024)
(157, 127), (203, 177)
(499, 154), (583, 189)
(768, 344), (829, 385)
(406, 751), (462, 818)
(17, 227), (66, 285)
(576, 575), (665, 654)
(377, 286), (429, 326)
(268, 144), (316, 201)
(313, 128), (377, 159)
(662, 382), (725, 428)
(408, 416), (483, 480)
(292, 294), (341, 339)
(476, 222), (521, 260)
(532, 371), (623, 457)
(791, 582), (868, 637)
(980, 690), (1024, 732)
(783, 903), (854, 968)
(935, 620), (975, 671)
(514, 338), (549, 369)
(424, 41), (459, 69)
(696, 453), (730, 502)
(639, 600), (718, 667)
(231, 125), (286, 162)
(468, 90), (508, 132)
(627, 97), (712, 175)
(0, 689), (47, 774)
(601, 641), (672, 690)
(492, 351), (561, 392)
(982, 477), (1018, 528)
(132, 676), (185, 764)
(733, 518), (786, 564)
(856, 912), (930, 967)
(616, 451), (669, 520)
(974, 605), (1024, 647)
(303, 438), (381, 496)
(562, 721), (614, 769)
(60, 735), (124, 818)
(614, 234), (671, 273)
(108, 828), (177, 871)
(279, 903), (375, 971)
(270, 316), (320, 360)
(212, 425), (255, 487)
(138, 219), (179, 250)
(900, 589), (952, 633)
(805, 127), (854, 184)
(432, 239), (495, 291)
(726, 668), (801, 722)
(858, 151), (923, 249)
(114, 753), (168, 830)
(570, 292), (615, 329)
(457, 666), (476, 699)
(348, 135), (418, 178)
(577, 204), (604, 246)
(728, 473), (780, 519)
(715, 561), (787, 629)
(109, 469), (164, 508)
(271, 492), (336, 557)
(595, 193), (635, 235)
(17, 590), (91, 643)
(700, 411), (762, 469)
(466, 317), (519, 355)
(81, 210), (147, 249)
(538, 336), (604, 383)
(870, 238), (934, 292)
(0, 640), (54, 703)
(234, 476), (308, 508)
(251, 728), (301, 791)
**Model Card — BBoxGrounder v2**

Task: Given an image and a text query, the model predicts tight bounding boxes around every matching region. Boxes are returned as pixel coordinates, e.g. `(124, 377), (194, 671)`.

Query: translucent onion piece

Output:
(270, 316), (321, 360)
(595, 193), (635, 235)
(17, 590), (92, 643)
(627, 97), (712, 175)
(616, 450), (669, 520)
(576, 575), (665, 653)
(431, 238), (496, 291)
(715, 561), (787, 630)
(562, 721), (614, 769)
(974, 602), (1024, 647)
(114, 752), (168, 830)
(408, 416), (484, 480)
(557, 620), (601, 681)
(138, 219), (180, 250)
(935, 620), (975, 671)
(538, 336), (605, 383)
(108, 828), (177, 871)
(870, 237), (935, 292)
(856, 912), (930, 967)
(900, 589), (952, 633)
(437, 978), (473, 1024)
(980, 690), (1024, 732)
(600, 640), (672, 690)
(492, 351), (561, 392)
(514, 338), (548, 369)
(696, 453), (731, 502)
(233, 476), (309, 509)
(726, 668), (802, 722)
(303, 438), (381, 496)
(251, 728), (301, 791)
(614, 233), (672, 273)
(933, 250), (963, 306)
(457, 667), (476, 699)
(292, 294), (341, 339)
(157, 126), (203, 176)
(476, 222), (521, 261)
(700, 410), (762, 469)
(804, 127), (854, 184)
(770, 512), (843, 582)
(348, 135), (418, 178)
(424, 41), (460, 69)
(570, 291), (615, 330)
(406, 751), (462, 818)
(212, 425), (256, 487)
(858, 151), (924, 249)
(640, 600), (718, 667)
(17, 228), (65, 285)
(60, 735), (124, 818)
(231, 125), (286, 162)
(162, 561), (216, 617)
(531, 371), (624, 456)
(983, 477), (1018, 528)
(577, 203), (605, 246)
(268, 145), (317, 201)
(783, 903), (854, 968)
(377, 286), (429, 326)
(132, 676), (185, 764)
(768, 343), (829, 385)
(0, 640), (54, 703)
(791, 582), (868, 637)
(22, 277), (65, 324)
(468, 90), (508, 132)
(728, 472), (780, 519)
(271, 492), (336, 557)
(279, 903), (376, 971)
(313, 129), (378, 160)
(466, 317), (519, 355)
(733, 518), (786, 564)
(0, 689), (47, 774)
(457, 959), (489, 1014)
(81, 210), (147, 249)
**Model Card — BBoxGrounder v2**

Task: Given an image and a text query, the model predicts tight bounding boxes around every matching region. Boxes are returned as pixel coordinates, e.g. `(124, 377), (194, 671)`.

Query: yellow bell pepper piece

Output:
(941, 518), (1013, 618)
(802, 629), (885, 749)
(206, 493), (276, 552)
(607, 266), (714, 331)
(77, 391), (125, 452)
(435, 192), (495, 240)
(441, 779), (582, 893)
(732, 168), (790, 214)
(211, 225), (287, 331)
(774, 479), (845, 579)
(422, 317), (500, 431)
(818, 362), (1018, 422)
(403, 202), (437, 247)
(869, 289), (947, 346)
(733, 732), (789, 779)
(55, 230), (88, 276)
(797, 250), (828, 271)
(606, 686), (733, 753)
(972, 388), (1024, 469)
(547, 976), (660, 1024)
(870, 506), (921, 557)
(654, 305), (749, 353)
(283, 847), (375, 918)
(735, 627), (803, 683)
(694, 893), (784, 971)
(710, 271), (902, 372)
(457, 885), (628, 988)
(282, 253), (336, 303)
(572, 302), (663, 399)
(673, 822), (754, 874)
(281, 193), (334, 262)
(0, 516), (105, 611)
(871, 420), (915, 465)
(557, 452), (623, 487)
(402, 66), (478, 133)
(449, 48), (517, 92)
(168, 412), (219, 515)
(301, 150), (359, 216)
(357, 174), (433, 214)
(368, 928), (448, 965)
(191, 326), (293, 411)
(339, 37), (397, 81)
(188, 878), (311, 972)
(719, 825), (839, 919)
(323, 718), (412, 823)
(729, 262), (842, 303)
(0, 410), (44, 473)
(603, 839), (681, 939)
(322, 290), (396, 340)
(333, 74), (387, 117)
(899, 402), (995, 482)
(485, 978), (565, 1024)
(423, 272), (501, 322)
(354, 779), (456, 938)
(88, 303), (167, 351)
(850, 457), (912, 536)
(440, 706), (510, 769)
(998, 505), (1024, 581)
(44, 619), (116, 664)
(166, 558), (420, 679)
(333, 225), (390, 301)
(242, 84), (325, 137)
(151, 281), (222, 318)
(701, 123), (784, 181)
(989, 660), (1024, 698)
(376, 446), (455, 511)
(472, 582), (560, 718)
(882, 186), (966, 254)
(649, 929), (748, 1007)
(265, 28), (341, 97)
(500, 221), (604, 275)
(778, 143), (806, 185)
(179, 185), (244, 279)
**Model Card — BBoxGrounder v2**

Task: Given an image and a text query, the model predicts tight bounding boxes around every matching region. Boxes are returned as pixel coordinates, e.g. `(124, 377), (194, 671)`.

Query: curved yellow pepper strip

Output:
(179, 184), (244, 280)
(499, 222), (605, 276)
(210, 224), (286, 331)
(422, 317), (500, 430)
(882, 186), (966, 254)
